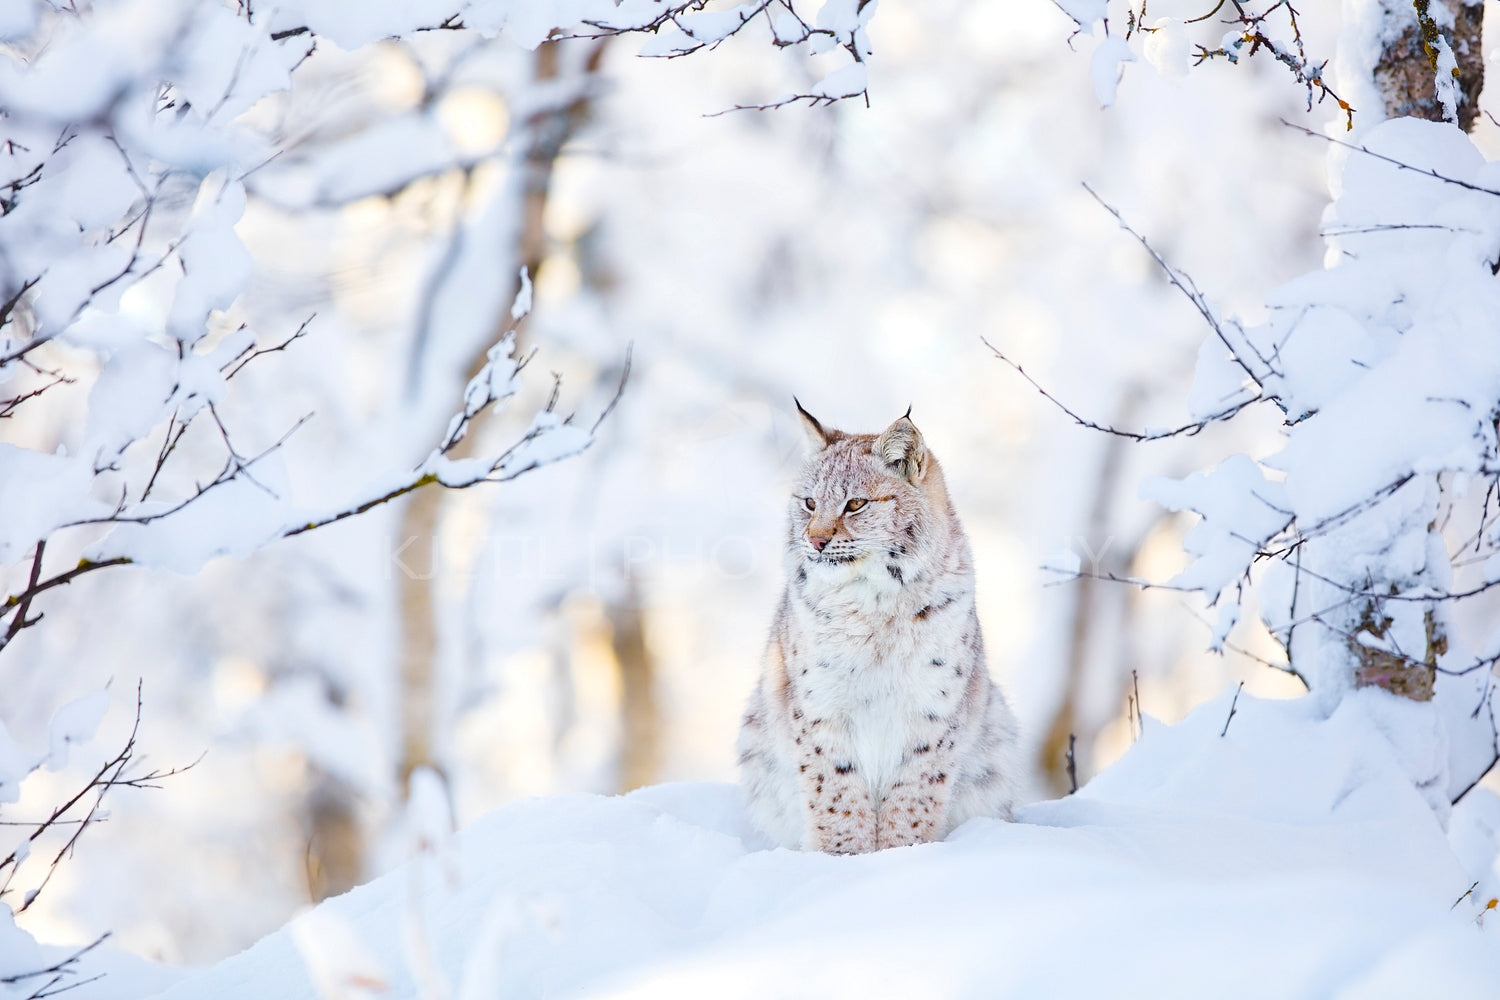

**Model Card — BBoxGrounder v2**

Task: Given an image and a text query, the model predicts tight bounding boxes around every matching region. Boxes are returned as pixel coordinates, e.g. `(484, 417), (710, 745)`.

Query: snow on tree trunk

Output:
(1313, 0), (1479, 711)
(1343, 0), (1485, 132)
(1371, 0), (1484, 131)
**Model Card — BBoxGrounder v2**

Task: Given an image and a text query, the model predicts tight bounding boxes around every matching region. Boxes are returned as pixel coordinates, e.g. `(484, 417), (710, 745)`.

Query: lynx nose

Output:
(809, 535), (830, 552)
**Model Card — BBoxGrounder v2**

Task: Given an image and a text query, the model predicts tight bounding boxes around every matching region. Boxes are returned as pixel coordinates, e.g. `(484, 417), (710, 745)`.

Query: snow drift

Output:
(148, 688), (1500, 1000)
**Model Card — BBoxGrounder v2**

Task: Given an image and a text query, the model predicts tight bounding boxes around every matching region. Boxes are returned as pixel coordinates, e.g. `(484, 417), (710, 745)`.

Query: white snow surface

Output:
(148, 692), (1500, 1000)
(1089, 34), (1134, 107)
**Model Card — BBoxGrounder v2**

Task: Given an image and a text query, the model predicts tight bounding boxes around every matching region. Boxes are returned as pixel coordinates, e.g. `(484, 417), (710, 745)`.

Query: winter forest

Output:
(5, 0), (1500, 996)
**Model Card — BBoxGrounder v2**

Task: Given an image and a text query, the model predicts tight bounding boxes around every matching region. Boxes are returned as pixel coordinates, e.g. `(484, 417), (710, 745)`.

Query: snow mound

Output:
(153, 691), (1500, 1000)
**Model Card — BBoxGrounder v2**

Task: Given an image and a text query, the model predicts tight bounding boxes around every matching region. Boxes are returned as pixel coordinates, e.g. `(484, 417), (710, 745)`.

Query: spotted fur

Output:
(738, 405), (1020, 853)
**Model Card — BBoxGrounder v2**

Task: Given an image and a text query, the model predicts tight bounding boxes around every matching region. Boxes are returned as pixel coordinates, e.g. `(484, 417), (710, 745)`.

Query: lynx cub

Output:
(738, 403), (1020, 853)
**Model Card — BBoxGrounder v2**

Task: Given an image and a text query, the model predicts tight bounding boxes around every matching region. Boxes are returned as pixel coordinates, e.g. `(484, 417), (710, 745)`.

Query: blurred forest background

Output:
(3, 0), (1470, 966)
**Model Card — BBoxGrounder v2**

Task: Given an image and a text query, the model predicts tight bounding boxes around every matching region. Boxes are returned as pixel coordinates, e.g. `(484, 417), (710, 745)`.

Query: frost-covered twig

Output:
(58, 412), (315, 530)
(1, 316), (626, 657)
(567, 0), (874, 114)
(284, 343), (631, 539)
(1191, 1), (1353, 128)
(571, 0), (775, 55)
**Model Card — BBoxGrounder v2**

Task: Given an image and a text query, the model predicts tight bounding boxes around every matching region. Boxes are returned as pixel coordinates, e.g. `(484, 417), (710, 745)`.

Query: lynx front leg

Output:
(876, 729), (957, 849)
(795, 719), (876, 854)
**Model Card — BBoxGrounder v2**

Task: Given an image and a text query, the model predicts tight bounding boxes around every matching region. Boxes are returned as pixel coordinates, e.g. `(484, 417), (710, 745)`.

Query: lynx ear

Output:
(876, 409), (927, 482)
(794, 398), (832, 452)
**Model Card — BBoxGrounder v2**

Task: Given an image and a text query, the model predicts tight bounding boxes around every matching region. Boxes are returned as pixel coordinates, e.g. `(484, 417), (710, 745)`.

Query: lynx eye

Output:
(803, 497), (816, 511)
(844, 498), (867, 513)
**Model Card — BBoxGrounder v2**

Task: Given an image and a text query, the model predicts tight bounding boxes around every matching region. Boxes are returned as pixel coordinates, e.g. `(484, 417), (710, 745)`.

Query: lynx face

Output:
(790, 442), (921, 567)
(787, 404), (937, 579)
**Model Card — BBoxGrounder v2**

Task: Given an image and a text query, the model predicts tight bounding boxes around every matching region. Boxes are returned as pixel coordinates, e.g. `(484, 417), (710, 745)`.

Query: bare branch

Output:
(0, 932), (110, 999)
(2, 540), (47, 649)
(0, 682), (199, 915)
(982, 335), (1260, 441)
(1281, 119), (1500, 197)
(1190, 2), (1353, 128)
(1082, 183), (1277, 391)
(222, 315), (314, 380)
(0, 558), (132, 654)
(287, 344), (631, 538)
(0, 369), (73, 419)
(1220, 681), (1245, 736)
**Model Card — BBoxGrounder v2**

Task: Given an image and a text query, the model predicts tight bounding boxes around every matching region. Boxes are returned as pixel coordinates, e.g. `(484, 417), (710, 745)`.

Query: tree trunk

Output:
(1326, 0), (1475, 702)
(609, 578), (661, 792)
(304, 767), (365, 901)
(1372, 0), (1484, 132)
(394, 39), (609, 794)
(1039, 395), (1138, 795)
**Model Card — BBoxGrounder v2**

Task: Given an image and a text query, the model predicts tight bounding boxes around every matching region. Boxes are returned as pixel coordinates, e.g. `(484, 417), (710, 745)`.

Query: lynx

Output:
(738, 403), (1020, 853)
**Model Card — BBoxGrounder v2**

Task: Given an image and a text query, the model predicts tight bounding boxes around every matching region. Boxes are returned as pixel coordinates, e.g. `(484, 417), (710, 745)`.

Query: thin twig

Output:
(1281, 119), (1500, 197)
(982, 336), (1259, 440)
(1220, 681), (1245, 737)
(1082, 183), (1274, 390)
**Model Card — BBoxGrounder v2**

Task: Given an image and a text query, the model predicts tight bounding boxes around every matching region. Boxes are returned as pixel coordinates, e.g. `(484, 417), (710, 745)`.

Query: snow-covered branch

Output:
(0, 0), (687, 660)
(1028, 30), (1500, 799)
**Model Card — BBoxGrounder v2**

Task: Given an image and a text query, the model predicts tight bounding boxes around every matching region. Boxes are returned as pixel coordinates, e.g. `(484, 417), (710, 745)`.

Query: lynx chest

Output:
(790, 603), (969, 799)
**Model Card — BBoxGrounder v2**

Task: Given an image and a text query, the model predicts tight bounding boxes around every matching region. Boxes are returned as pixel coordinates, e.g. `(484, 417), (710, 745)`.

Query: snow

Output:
(6, 0), (1500, 986)
(1089, 35), (1134, 107)
(1051, 0), (1105, 30)
(1433, 37), (1461, 124)
(509, 268), (532, 322)
(145, 692), (1500, 1000)
(1039, 547), (1081, 577)
(46, 689), (110, 771)
(1133, 109), (1500, 785)
(0, 445), (105, 564)
(810, 61), (868, 102)
(0, 720), (35, 805)
(1140, 454), (1289, 604)
(289, 907), (390, 1000)
(167, 173), (252, 347)
(1143, 18), (1190, 81)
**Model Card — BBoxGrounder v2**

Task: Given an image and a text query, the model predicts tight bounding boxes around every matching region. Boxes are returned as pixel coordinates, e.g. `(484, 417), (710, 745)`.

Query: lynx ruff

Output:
(738, 404), (1020, 854)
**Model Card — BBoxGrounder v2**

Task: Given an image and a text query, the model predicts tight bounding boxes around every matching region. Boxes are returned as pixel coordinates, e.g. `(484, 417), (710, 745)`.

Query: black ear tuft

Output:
(875, 413), (927, 482)
(794, 398), (832, 451)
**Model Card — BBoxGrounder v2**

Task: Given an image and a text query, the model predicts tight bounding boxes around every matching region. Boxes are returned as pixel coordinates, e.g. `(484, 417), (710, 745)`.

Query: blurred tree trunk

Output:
(609, 577), (661, 792)
(304, 767), (364, 901)
(1371, 0), (1484, 132)
(396, 39), (609, 795)
(1040, 428), (1131, 795)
